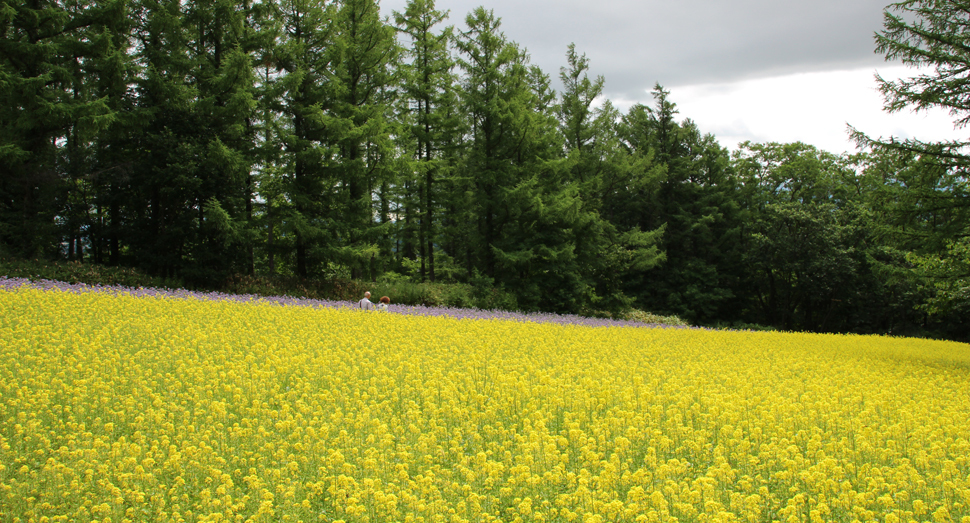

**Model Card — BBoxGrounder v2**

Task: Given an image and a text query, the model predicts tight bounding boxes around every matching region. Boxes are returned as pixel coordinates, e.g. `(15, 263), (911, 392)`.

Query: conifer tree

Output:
(557, 44), (665, 312)
(126, 0), (196, 277)
(456, 12), (617, 311)
(859, 0), (970, 159)
(331, 0), (399, 280)
(454, 7), (526, 277)
(184, 0), (259, 282)
(270, 0), (341, 278)
(620, 85), (740, 322)
(86, 1), (138, 267)
(394, 0), (457, 282)
(57, 0), (132, 265)
(0, 0), (115, 257)
(558, 43), (608, 187)
(853, 0), (970, 250)
(851, 0), (970, 333)
(125, 0), (259, 282)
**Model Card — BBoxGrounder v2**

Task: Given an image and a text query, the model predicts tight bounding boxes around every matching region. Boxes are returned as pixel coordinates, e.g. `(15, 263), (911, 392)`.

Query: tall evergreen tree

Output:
(857, 0), (970, 161)
(855, 0), (970, 247)
(854, 146), (969, 338)
(270, 0), (340, 278)
(850, 0), (970, 335)
(556, 44), (665, 313)
(620, 85), (741, 323)
(0, 0), (116, 257)
(488, 56), (593, 312)
(57, 0), (132, 265)
(455, 12), (630, 312)
(183, 0), (259, 282)
(125, 0), (258, 283)
(454, 7), (528, 278)
(558, 43), (608, 187)
(331, 0), (399, 280)
(127, 0), (194, 277)
(85, 0), (138, 267)
(394, 0), (457, 282)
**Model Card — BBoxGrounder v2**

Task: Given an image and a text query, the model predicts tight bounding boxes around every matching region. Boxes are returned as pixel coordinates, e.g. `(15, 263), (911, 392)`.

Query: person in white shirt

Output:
(377, 296), (390, 311)
(358, 291), (375, 311)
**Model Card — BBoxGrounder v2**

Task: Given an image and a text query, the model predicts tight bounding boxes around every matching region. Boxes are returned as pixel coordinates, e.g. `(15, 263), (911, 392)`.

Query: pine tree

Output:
(270, 0), (340, 278)
(455, 11), (627, 312)
(184, 0), (259, 282)
(394, 0), (457, 282)
(59, 0), (132, 265)
(123, 0), (259, 283)
(556, 44), (665, 313)
(86, 0), (138, 267)
(331, 0), (399, 280)
(454, 7), (526, 278)
(852, 0), (969, 249)
(558, 43), (608, 187)
(620, 85), (741, 323)
(0, 0), (115, 257)
(850, 0), (970, 336)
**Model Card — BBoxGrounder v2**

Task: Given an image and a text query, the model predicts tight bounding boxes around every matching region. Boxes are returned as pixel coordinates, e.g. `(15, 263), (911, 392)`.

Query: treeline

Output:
(2, 0), (968, 339)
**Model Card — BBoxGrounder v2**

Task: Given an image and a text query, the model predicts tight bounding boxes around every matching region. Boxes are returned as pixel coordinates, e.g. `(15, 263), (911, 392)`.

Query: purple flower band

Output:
(0, 276), (688, 329)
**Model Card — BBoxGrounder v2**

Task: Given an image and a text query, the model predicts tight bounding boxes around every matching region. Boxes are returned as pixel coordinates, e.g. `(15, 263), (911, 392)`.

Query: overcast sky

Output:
(379, 0), (965, 154)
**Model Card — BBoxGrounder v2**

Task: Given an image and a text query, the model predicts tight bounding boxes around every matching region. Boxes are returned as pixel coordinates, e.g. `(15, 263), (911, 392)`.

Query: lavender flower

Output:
(0, 277), (688, 329)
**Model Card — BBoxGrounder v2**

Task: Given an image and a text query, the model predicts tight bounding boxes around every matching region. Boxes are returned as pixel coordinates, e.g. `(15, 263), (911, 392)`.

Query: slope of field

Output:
(1, 284), (969, 523)
(0, 277), (683, 329)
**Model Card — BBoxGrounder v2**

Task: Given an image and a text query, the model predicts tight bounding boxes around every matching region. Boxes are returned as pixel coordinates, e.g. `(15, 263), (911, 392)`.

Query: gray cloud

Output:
(380, 0), (892, 101)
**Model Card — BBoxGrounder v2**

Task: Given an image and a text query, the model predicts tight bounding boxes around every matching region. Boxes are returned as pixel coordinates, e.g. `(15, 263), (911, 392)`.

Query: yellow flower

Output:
(3, 286), (970, 523)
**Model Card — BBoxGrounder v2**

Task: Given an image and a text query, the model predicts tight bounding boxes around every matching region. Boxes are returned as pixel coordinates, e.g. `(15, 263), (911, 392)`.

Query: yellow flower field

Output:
(1, 286), (969, 523)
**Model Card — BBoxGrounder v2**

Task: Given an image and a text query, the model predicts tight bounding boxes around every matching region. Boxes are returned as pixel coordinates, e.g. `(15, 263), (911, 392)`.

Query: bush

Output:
(439, 284), (476, 309)
(359, 280), (517, 311)
(622, 309), (690, 327)
(706, 320), (777, 332)
(0, 257), (180, 289)
(223, 274), (362, 302)
(366, 281), (443, 307)
(472, 286), (518, 311)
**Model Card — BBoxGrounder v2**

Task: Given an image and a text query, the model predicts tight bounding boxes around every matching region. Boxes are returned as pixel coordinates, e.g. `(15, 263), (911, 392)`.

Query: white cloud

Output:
(383, 0), (890, 96)
(382, 1), (963, 155)
(666, 66), (966, 154)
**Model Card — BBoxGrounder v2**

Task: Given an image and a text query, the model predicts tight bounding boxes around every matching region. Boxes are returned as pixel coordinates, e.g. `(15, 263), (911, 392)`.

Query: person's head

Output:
(380, 296), (390, 304)
(364, 291), (371, 298)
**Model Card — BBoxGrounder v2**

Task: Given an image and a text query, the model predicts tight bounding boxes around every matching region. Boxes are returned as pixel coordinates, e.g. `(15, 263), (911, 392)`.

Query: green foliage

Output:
(909, 236), (970, 339)
(364, 274), (517, 310)
(234, 271), (521, 311)
(3, 0), (969, 340)
(266, 0), (341, 278)
(844, 0), (970, 338)
(0, 0), (118, 258)
(745, 201), (863, 331)
(330, 0), (400, 280)
(368, 281), (442, 306)
(0, 256), (181, 290)
(619, 86), (740, 324)
(393, 0), (458, 283)
(872, 0), (970, 132)
(621, 309), (690, 327)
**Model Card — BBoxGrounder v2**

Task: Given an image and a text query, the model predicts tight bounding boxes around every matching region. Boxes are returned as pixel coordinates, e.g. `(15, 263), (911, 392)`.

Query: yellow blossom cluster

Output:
(1, 286), (969, 523)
